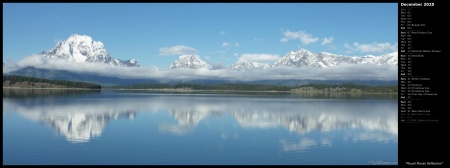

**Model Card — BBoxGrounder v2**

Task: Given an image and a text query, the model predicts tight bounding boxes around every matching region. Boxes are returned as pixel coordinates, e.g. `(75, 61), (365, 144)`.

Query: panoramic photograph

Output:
(3, 3), (398, 165)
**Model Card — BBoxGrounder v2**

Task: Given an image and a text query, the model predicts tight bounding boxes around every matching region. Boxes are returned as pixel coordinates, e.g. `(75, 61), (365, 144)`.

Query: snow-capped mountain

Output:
(271, 48), (398, 68)
(231, 60), (271, 70)
(40, 34), (140, 67)
(351, 52), (398, 66)
(374, 52), (398, 65)
(169, 55), (210, 69)
(272, 49), (334, 68)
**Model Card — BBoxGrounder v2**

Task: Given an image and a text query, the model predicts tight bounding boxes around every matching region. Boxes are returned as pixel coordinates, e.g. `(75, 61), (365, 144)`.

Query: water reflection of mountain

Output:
(4, 94), (138, 143)
(4, 92), (397, 143)
(41, 110), (137, 143)
(152, 95), (397, 137)
(234, 112), (397, 135)
(158, 109), (211, 135)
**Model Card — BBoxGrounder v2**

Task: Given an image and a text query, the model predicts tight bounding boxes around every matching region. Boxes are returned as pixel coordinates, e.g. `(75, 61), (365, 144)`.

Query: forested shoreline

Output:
(107, 83), (397, 94)
(3, 75), (397, 94)
(3, 75), (101, 89)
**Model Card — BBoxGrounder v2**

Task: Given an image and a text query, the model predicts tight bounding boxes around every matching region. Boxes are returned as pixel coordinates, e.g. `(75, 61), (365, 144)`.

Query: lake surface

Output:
(3, 89), (398, 165)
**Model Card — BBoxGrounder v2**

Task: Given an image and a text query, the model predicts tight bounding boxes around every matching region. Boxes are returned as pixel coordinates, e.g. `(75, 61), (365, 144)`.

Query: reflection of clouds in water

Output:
(158, 109), (210, 135)
(220, 132), (238, 140)
(170, 109), (210, 126)
(280, 138), (318, 152)
(158, 123), (193, 135)
(344, 131), (398, 144)
(321, 138), (332, 146)
(352, 118), (398, 136)
(4, 93), (397, 144)
(234, 112), (279, 129)
(280, 137), (335, 152)
(234, 112), (397, 136)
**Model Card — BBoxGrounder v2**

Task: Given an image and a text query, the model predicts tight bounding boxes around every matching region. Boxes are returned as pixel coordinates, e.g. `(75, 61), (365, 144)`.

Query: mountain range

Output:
(171, 49), (397, 70)
(4, 34), (398, 85)
(30, 34), (398, 70)
(232, 49), (397, 70)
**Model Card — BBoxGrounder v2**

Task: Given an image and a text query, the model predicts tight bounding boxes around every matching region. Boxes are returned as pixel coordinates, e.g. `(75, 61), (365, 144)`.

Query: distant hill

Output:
(3, 75), (101, 89)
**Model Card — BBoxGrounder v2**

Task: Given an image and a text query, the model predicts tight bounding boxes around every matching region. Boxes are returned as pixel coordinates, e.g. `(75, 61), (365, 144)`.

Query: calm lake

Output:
(3, 89), (398, 165)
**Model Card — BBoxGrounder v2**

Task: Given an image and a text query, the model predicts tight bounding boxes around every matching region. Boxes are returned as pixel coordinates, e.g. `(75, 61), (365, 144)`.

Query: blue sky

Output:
(3, 3), (397, 68)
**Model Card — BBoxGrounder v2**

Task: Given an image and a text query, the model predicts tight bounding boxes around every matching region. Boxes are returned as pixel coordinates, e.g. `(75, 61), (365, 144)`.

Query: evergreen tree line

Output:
(110, 83), (292, 91)
(299, 83), (398, 93)
(110, 83), (397, 93)
(3, 88), (101, 99)
(3, 75), (101, 89)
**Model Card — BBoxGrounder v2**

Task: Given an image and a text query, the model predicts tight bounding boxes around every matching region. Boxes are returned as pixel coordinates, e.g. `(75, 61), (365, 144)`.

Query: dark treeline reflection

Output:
(3, 88), (101, 99)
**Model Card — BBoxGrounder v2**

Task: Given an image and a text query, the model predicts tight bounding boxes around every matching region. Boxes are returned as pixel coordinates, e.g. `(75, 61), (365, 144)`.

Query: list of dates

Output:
(399, 3), (440, 124)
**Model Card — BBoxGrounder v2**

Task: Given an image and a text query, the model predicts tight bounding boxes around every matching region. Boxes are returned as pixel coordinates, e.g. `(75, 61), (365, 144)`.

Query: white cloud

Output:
(280, 30), (319, 45)
(208, 62), (225, 70)
(238, 53), (280, 62)
(4, 55), (397, 82)
(321, 37), (334, 45)
(220, 31), (226, 36)
(3, 55), (158, 79)
(280, 38), (289, 42)
(222, 42), (240, 49)
(222, 42), (229, 47)
(344, 42), (398, 53)
(159, 45), (198, 56)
